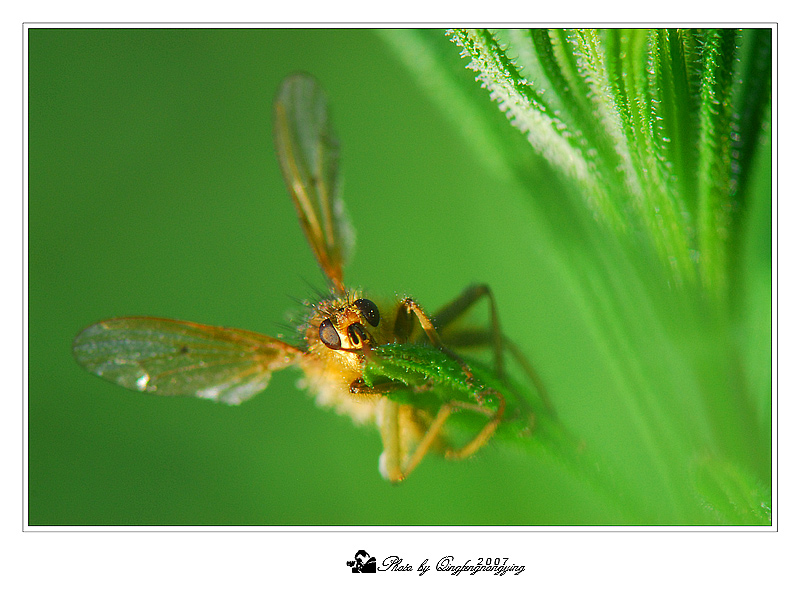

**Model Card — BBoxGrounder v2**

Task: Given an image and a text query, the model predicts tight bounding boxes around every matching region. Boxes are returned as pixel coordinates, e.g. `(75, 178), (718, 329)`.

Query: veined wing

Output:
(73, 317), (302, 405)
(273, 73), (354, 293)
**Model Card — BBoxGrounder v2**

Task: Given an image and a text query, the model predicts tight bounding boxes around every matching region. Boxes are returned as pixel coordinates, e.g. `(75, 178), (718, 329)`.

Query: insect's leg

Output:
(394, 296), (487, 394)
(349, 378), (405, 395)
(393, 297), (445, 346)
(501, 335), (553, 415)
(388, 295), (508, 477)
(398, 402), (454, 478)
(432, 283), (551, 415)
(434, 327), (552, 415)
(444, 394), (505, 459)
(377, 398), (405, 483)
(393, 296), (481, 383)
(402, 392), (506, 477)
(373, 388), (505, 481)
(432, 284), (505, 378)
(352, 379), (412, 483)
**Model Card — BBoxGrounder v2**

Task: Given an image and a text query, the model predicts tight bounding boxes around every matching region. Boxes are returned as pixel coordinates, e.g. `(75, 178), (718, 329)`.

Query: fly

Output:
(72, 73), (545, 482)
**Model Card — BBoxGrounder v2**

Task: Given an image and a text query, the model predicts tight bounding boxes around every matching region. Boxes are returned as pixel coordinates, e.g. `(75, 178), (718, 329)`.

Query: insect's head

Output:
(313, 297), (381, 353)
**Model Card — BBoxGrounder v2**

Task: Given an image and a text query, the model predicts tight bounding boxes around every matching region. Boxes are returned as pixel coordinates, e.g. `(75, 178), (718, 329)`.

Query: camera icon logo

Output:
(347, 550), (376, 573)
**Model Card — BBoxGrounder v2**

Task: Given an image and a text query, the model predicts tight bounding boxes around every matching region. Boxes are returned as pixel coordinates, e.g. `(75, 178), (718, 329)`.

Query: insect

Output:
(73, 73), (543, 482)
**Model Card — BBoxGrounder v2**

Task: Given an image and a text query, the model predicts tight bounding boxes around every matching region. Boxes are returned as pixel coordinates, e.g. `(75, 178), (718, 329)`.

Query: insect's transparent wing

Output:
(273, 73), (354, 293)
(73, 317), (302, 405)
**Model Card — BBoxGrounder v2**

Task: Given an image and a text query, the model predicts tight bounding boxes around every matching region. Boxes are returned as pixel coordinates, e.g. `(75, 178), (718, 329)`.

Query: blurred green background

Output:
(28, 28), (770, 525)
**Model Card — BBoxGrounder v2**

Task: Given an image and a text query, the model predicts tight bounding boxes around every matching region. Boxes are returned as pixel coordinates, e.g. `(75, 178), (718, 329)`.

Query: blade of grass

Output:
(696, 28), (737, 303)
(448, 28), (624, 231)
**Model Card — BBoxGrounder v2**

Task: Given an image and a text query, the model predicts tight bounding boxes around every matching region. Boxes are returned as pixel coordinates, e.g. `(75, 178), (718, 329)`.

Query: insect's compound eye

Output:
(319, 318), (342, 350)
(353, 298), (380, 327)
